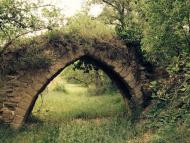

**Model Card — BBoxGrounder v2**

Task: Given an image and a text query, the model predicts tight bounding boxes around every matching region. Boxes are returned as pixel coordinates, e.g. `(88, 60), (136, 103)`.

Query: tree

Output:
(0, 0), (39, 43)
(0, 0), (64, 54)
(64, 13), (114, 40)
(140, 0), (190, 64)
(86, 0), (149, 69)
(63, 62), (117, 95)
(88, 0), (142, 41)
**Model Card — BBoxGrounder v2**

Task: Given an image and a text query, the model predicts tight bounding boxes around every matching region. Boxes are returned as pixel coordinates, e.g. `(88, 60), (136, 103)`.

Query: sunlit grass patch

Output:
(32, 83), (125, 122)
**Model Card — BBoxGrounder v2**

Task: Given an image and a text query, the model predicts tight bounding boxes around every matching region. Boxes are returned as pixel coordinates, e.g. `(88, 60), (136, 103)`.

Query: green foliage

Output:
(88, 0), (142, 40)
(145, 55), (190, 131)
(151, 55), (190, 107)
(140, 0), (190, 64)
(64, 14), (115, 40)
(0, 0), (36, 40)
(0, 0), (44, 45)
(53, 85), (67, 93)
(0, 45), (52, 75)
(0, 0), (64, 53)
(41, 7), (65, 30)
(62, 62), (118, 96)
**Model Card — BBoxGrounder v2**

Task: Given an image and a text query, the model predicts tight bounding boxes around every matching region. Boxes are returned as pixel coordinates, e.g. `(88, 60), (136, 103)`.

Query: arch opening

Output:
(24, 55), (133, 123)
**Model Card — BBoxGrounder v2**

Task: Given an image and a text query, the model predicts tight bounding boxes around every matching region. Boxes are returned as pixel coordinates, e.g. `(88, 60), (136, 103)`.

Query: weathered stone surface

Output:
(12, 115), (24, 126)
(102, 58), (113, 66)
(125, 72), (135, 83)
(24, 86), (37, 96)
(120, 67), (132, 78)
(0, 96), (4, 102)
(3, 102), (18, 109)
(1, 108), (15, 123)
(14, 107), (27, 117)
(114, 65), (124, 74)
(0, 35), (151, 129)
(0, 103), (3, 109)
(18, 98), (32, 110)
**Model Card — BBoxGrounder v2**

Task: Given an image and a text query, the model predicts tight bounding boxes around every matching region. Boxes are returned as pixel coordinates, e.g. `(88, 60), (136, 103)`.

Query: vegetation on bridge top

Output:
(0, 17), (124, 76)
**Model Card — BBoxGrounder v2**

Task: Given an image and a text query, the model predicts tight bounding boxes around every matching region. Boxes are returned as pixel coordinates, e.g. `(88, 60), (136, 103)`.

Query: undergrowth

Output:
(0, 81), (190, 143)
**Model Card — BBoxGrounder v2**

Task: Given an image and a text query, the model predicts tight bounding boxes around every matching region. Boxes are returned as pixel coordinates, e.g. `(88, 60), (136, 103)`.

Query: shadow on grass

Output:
(27, 115), (44, 124)
(68, 110), (129, 121)
(0, 124), (25, 142)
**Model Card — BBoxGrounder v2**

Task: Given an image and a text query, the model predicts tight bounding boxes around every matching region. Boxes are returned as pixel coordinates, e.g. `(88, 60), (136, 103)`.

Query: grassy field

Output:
(0, 83), (190, 143)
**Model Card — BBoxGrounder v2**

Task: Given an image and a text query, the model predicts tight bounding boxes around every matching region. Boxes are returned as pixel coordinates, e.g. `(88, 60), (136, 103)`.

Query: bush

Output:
(0, 44), (52, 75)
(53, 85), (67, 93)
(63, 14), (115, 40)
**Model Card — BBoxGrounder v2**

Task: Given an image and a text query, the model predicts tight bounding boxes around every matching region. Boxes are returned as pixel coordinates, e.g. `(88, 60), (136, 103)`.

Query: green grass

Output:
(32, 83), (126, 122)
(0, 83), (190, 143)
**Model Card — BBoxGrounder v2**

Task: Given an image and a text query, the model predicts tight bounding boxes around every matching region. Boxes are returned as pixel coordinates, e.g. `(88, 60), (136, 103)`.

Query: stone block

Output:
(25, 86), (37, 96)
(7, 96), (21, 103)
(12, 115), (24, 125)
(103, 58), (113, 66)
(134, 86), (143, 101)
(114, 65), (124, 73)
(2, 108), (15, 123)
(87, 48), (95, 55)
(7, 81), (21, 87)
(0, 103), (3, 109)
(15, 107), (26, 117)
(3, 102), (18, 109)
(111, 61), (119, 68)
(120, 67), (132, 78)
(11, 123), (22, 129)
(66, 51), (75, 61)
(124, 72), (135, 83)
(18, 99), (31, 110)
(128, 80), (138, 88)
(0, 95), (5, 102)
(93, 51), (101, 59)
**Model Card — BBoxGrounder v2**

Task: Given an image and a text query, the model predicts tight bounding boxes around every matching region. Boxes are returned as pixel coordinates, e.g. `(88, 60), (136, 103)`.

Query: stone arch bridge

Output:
(0, 33), (152, 128)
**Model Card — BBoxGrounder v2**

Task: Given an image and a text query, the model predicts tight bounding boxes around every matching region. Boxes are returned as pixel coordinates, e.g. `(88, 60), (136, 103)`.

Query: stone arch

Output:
(0, 35), (151, 128)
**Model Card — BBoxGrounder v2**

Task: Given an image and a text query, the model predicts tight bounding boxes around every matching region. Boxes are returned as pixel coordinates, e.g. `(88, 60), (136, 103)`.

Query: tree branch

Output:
(69, 77), (90, 87)
(102, 0), (118, 9)
(0, 28), (47, 55)
(30, 4), (56, 9)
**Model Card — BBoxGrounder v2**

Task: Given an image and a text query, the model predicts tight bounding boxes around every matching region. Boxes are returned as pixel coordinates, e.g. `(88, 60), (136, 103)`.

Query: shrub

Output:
(53, 85), (67, 93)
(63, 14), (115, 41)
(0, 44), (52, 75)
